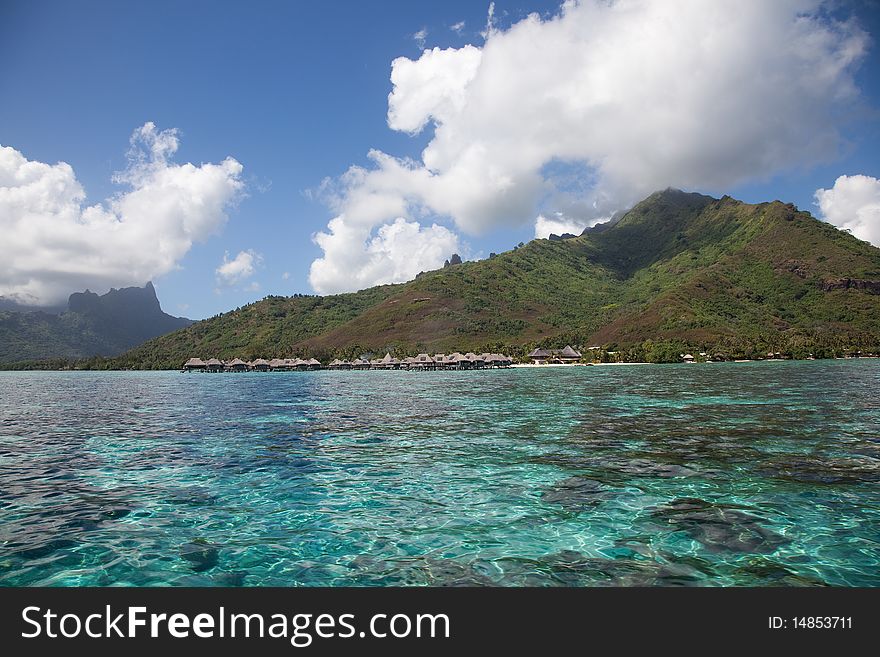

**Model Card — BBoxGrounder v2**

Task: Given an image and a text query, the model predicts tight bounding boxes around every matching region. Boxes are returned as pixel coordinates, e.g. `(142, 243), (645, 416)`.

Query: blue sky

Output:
(2, 0), (879, 319)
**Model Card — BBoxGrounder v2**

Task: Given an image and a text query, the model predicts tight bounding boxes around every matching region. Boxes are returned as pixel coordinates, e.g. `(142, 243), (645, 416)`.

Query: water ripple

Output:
(0, 361), (878, 586)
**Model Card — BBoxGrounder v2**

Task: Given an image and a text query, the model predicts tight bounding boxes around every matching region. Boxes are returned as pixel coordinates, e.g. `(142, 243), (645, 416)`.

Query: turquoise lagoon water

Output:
(0, 360), (878, 587)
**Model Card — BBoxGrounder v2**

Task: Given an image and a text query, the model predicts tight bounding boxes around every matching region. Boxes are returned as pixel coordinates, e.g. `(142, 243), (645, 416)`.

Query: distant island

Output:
(0, 282), (191, 365)
(3, 189), (879, 370)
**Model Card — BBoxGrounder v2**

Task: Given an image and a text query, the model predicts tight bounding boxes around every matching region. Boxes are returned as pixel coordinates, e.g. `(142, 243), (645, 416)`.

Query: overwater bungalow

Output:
(328, 359), (353, 370)
(251, 358), (270, 371)
(352, 358), (371, 370)
(483, 353), (510, 368)
(410, 353), (435, 370)
(226, 358), (249, 372)
(268, 358), (288, 371)
(372, 353), (401, 370)
(183, 357), (207, 371)
(306, 358), (323, 370)
(205, 358), (224, 372)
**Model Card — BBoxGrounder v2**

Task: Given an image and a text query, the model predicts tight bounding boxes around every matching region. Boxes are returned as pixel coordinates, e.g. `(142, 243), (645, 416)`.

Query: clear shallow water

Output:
(0, 360), (878, 587)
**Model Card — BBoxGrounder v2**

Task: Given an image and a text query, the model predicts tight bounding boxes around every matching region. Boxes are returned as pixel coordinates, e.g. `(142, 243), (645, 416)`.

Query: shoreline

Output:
(2, 355), (878, 373)
(510, 361), (654, 368)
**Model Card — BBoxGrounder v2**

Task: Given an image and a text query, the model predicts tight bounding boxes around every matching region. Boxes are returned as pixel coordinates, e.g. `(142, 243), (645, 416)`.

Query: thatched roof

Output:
(528, 348), (551, 358)
(227, 358), (247, 367)
(206, 358), (223, 366)
(307, 358), (322, 366)
(560, 345), (581, 358)
(184, 357), (207, 367)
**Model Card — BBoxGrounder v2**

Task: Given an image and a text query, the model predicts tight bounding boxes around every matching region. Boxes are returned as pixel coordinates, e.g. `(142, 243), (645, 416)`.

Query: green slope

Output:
(84, 189), (880, 369)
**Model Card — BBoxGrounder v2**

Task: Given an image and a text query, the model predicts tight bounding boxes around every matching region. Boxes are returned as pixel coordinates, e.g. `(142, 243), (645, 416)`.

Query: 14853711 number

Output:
(769, 616), (853, 630)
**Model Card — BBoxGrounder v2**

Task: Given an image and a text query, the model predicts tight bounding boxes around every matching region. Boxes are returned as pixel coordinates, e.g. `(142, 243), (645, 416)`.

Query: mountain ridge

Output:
(8, 189), (880, 368)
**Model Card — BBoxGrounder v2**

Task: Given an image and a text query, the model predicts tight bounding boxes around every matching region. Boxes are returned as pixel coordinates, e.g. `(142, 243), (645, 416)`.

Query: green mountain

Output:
(0, 282), (192, 364)
(57, 190), (880, 368)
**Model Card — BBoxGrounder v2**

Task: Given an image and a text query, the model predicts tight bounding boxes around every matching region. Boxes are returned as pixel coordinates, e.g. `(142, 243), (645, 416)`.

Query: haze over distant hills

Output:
(87, 189), (880, 369)
(0, 282), (192, 364)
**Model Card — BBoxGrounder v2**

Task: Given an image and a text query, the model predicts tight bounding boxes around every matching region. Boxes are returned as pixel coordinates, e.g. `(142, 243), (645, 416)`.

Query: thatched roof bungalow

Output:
(528, 346), (581, 363)
(558, 345), (581, 362)
(372, 353), (401, 369)
(410, 353), (435, 369)
(183, 357), (207, 371)
(527, 348), (552, 363)
(226, 358), (249, 371)
(481, 353), (506, 367)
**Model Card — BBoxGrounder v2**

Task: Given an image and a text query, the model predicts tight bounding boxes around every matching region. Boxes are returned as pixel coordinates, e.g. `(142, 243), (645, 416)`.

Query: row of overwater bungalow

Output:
(182, 357), (322, 372)
(183, 352), (513, 372)
(327, 352), (513, 370)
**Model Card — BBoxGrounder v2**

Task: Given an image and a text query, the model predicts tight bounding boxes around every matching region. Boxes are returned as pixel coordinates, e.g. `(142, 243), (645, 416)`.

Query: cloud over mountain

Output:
(816, 174), (880, 247)
(310, 0), (868, 294)
(0, 122), (243, 305)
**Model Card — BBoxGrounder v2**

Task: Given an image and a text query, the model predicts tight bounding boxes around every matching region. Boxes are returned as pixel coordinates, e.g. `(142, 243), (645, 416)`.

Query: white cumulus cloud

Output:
(388, 45), (483, 135)
(215, 249), (262, 285)
(815, 174), (880, 247)
(310, 0), (868, 294)
(534, 214), (588, 239)
(310, 217), (459, 294)
(0, 122), (243, 305)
